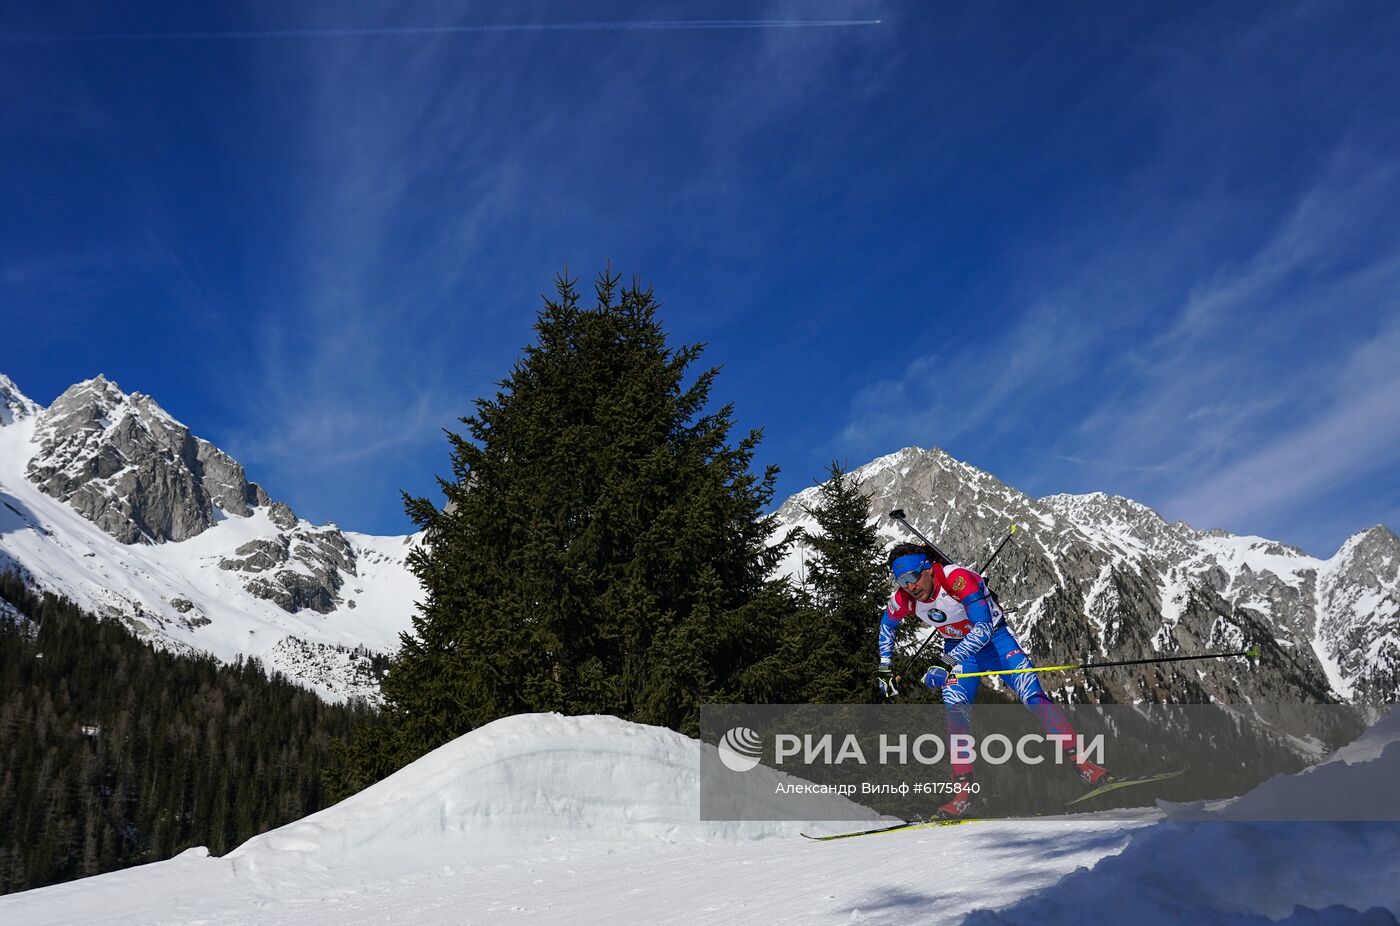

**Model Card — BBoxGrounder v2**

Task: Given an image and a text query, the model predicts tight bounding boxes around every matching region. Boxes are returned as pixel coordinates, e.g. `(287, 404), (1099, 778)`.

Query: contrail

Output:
(5, 19), (882, 43)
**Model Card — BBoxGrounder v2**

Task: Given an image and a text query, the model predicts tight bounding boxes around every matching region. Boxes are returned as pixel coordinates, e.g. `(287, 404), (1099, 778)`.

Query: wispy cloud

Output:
(836, 122), (1400, 554)
(838, 292), (1101, 452)
(1055, 149), (1400, 551)
(215, 0), (889, 526)
(231, 386), (456, 468)
(1066, 147), (1400, 492)
(1162, 311), (1400, 536)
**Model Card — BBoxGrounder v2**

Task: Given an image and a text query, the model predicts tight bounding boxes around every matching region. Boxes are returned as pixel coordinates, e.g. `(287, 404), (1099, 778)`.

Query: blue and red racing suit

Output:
(878, 562), (1077, 776)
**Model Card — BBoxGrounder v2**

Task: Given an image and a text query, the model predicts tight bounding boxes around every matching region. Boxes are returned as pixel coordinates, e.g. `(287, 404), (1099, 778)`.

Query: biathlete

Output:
(876, 542), (1110, 818)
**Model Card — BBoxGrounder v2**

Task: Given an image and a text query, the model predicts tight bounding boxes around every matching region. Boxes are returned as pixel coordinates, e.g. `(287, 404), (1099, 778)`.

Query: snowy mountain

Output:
(3, 708), (1396, 925)
(0, 373), (421, 702)
(5, 375), (1395, 709)
(773, 447), (1400, 706)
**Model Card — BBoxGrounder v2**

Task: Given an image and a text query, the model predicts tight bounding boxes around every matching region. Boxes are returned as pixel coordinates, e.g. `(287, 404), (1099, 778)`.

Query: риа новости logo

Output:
(717, 726), (763, 772)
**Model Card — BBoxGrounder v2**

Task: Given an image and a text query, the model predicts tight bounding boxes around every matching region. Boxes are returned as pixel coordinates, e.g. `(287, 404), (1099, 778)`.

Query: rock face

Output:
(0, 373), (421, 701)
(1317, 525), (1400, 702)
(0, 374), (40, 426)
(219, 527), (357, 615)
(20, 375), (360, 617)
(773, 447), (1399, 707)
(25, 376), (271, 544)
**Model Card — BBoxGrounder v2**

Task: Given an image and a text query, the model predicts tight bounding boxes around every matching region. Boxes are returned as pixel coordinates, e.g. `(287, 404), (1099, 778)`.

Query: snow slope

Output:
(968, 707), (1400, 925)
(4, 710), (1397, 925)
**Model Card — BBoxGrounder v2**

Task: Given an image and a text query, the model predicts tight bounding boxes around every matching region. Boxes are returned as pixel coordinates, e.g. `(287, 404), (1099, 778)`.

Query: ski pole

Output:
(889, 509), (1017, 578)
(894, 631), (941, 686)
(949, 645), (1261, 680)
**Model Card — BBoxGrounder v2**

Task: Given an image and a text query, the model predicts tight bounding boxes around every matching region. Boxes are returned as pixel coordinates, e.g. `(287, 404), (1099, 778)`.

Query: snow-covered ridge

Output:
(0, 374), (423, 701)
(1315, 524), (1400, 702)
(5, 370), (1396, 706)
(1042, 487), (1397, 703)
(1039, 491), (1200, 564)
(772, 446), (1399, 704)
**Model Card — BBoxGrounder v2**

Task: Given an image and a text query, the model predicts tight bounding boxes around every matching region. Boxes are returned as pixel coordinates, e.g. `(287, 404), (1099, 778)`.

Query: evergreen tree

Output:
(369, 269), (799, 773)
(791, 462), (888, 703)
(0, 572), (366, 895)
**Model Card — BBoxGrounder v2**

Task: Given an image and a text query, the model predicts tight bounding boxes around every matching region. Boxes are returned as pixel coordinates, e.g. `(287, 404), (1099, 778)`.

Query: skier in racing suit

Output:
(876, 542), (1110, 817)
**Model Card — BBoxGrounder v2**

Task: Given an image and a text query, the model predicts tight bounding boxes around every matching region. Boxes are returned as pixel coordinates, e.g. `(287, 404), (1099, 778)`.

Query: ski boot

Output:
(1075, 759), (1112, 787)
(935, 773), (976, 819)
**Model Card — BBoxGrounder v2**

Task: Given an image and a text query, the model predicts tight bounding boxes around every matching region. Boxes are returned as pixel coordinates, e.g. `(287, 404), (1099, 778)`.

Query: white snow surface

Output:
(5, 710), (1399, 925)
(229, 712), (878, 876)
(978, 707), (1400, 925)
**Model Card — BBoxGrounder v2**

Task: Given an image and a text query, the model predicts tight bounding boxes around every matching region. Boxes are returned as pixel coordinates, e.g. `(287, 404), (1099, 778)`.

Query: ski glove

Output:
(877, 665), (899, 698)
(921, 663), (962, 688)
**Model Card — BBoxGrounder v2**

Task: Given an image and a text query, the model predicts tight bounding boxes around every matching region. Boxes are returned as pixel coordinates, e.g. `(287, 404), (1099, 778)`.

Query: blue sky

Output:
(3, 1), (1398, 557)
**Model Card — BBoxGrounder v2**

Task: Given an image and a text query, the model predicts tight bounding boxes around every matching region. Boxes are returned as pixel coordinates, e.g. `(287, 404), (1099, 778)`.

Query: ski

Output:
(801, 817), (980, 841)
(1066, 767), (1188, 807)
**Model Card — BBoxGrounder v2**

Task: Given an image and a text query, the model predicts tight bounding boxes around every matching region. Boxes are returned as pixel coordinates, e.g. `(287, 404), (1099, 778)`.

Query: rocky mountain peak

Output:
(778, 445), (1044, 561)
(24, 374), (276, 544)
(1039, 491), (1201, 564)
(3, 373), (389, 635)
(775, 445), (1398, 710)
(1315, 525), (1400, 701)
(1332, 525), (1399, 574)
(0, 373), (40, 426)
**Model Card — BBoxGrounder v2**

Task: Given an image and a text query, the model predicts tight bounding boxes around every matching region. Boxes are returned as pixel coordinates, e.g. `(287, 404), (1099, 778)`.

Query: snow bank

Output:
(11, 710), (1400, 925)
(229, 713), (876, 878)
(966, 820), (1400, 924)
(963, 706), (1400, 924)
(1154, 704), (1400, 823)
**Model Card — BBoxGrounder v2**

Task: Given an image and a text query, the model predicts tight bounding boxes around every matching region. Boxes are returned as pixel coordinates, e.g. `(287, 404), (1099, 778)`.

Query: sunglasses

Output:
(894, 568), (924, 588)
(891, 553), (931, 588)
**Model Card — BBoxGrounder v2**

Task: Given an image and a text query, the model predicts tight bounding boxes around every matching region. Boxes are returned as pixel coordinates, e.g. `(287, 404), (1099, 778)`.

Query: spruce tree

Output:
(375, 269), (798, 768)
(792, 462), (888, 703)
(0, 574), (362, 894)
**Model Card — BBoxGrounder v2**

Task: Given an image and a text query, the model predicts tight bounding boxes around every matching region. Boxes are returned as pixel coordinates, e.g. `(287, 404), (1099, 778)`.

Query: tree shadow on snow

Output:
(958, 820), (1400, 926)
(840, 885), (944, 919)
(0, 490), (45, 540)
